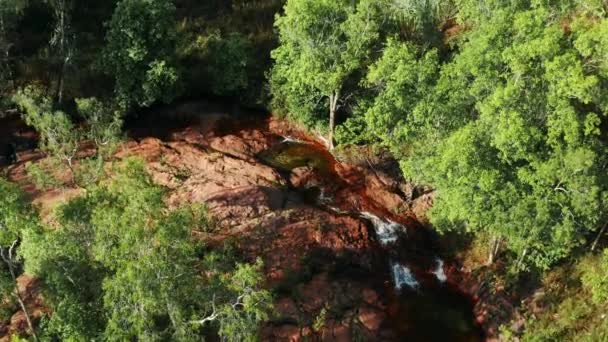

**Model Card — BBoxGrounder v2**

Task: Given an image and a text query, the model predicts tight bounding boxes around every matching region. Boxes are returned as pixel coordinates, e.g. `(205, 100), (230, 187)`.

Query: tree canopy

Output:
(16, 159), (272, 341)
(102, 0), (180, 109)
(271, 0), (608, 271)
(270, 0), (381, 148)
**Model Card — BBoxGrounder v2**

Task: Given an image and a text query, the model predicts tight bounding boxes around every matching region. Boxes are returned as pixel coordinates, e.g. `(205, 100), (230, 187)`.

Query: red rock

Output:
(276, 298), (300, 321)
(271, 324), (301, 341)
(358, 306), (386, 331)
(362, 288), (379, 305)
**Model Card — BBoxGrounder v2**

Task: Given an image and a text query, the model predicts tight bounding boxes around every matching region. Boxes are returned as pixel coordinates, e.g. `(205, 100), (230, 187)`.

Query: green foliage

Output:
(270, 0), (380, 133)
(205, 32), (252, 96)
(0, 178), (40, 340)
(207, 258), (274, 342)
(350, 3), (608, 271)
(0, 178), (36, 250)
(514, 254), (608, 341)
(334, 108), (374, 145)
(361, 38), (439, 151)
(24, 160), (63, 191)
(313, 306), (328, 332)
(581, 249), (608, 305)
(20, 159), (273, 340)
(13, 86), (123, 189)
(13, 85), (79, 165)
(102, 0), (180, 109)
(381, 0), (456, 43)
(75, 97), (123, 159)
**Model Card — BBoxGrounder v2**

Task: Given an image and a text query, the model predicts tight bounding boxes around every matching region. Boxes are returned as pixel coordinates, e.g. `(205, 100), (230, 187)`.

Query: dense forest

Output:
(0, 0), (607, 340)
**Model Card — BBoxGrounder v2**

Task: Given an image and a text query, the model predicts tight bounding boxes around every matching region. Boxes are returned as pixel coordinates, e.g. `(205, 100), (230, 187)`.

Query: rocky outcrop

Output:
(3, 106), (484, 341)
(115, 113), (397, 340)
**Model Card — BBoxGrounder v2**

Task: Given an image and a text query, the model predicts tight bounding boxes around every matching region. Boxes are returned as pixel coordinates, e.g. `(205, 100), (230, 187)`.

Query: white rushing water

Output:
(281, 136), (306, 144)
(318, 189), (332, 204)
(433, 258), (447, 283)
(392, 262), (419, 290)
(360, 212), (405, 245)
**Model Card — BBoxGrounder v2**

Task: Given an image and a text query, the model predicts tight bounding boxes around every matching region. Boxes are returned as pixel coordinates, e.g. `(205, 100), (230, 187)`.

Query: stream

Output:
(259, 139), (483, 341)
(1, 100), (485, 340)
(120, 100), (486, 340)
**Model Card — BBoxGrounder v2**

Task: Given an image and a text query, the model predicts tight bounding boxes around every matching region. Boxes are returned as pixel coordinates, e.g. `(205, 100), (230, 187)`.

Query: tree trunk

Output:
(328, 89), (340, 150)
(13, 280), (37, 342)
(516, 248), (528, 272)
(56, 1), (65, 104)
(591, 222), (608, 252)
(53, 0), (69, 105)
(1, 242), (38, 341)
(57, 58), (66, 104)
(487, 236), (501, 265)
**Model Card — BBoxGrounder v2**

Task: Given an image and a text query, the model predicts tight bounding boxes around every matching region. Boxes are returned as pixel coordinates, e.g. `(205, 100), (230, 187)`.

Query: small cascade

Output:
(281, 136), (306, 144)
(360, 212), (405, 245)
(258, 132), (482, 340)
(318, 188), (332, 204)
(392, 262), (419, 290)
(433, 258), (447, 283)
(327, 206), (348, 215)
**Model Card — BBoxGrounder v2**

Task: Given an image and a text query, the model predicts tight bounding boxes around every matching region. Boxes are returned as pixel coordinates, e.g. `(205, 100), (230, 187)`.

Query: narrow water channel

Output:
(124, 101), (484, 341)
(259, 139), (484, 341)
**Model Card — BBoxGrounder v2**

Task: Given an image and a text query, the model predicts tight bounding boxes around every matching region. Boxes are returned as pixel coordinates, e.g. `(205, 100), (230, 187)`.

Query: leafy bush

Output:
(581, 249), (608, 305)
(102, 0), (181, 109)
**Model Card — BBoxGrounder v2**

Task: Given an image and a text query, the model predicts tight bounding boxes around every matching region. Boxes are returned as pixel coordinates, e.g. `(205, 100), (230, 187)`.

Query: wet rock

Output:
(5, 107), (483, 341)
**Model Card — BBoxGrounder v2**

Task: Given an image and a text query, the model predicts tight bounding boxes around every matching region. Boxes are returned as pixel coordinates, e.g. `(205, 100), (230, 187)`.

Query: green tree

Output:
(102, 0), (180, 109)
(13, 86), (123, 188)
(21, 159), (272, 340)
(381, 0), (456, 45)
(13, 86), (80, 183)
(205, 32), (252, 97)
(46, 0), (75, 104)
(582, 249), (608, 305)
(361, 38), (439, 151)
(270, 0), (380, 149)
(426, 6), (608, 270)
(0, 0), (27, 106)
(354, 3), (608, 271)
(0, 179), (40, 341)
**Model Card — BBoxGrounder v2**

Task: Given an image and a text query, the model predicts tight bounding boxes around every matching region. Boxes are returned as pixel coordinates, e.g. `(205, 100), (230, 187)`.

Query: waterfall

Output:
(318, 189), (332, 204)
(392, 262), (419, 290)
(281, 136), (306, 144)
(433, 258), (447, 283)
(360, 212), (405, 245)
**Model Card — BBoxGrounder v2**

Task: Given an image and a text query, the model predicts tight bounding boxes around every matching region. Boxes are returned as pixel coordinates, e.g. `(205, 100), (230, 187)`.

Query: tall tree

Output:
(362, 3), (608, 270)
(270, 0), (380, 149)
(20, 159), (272, 340)
(46, 0), (74, 104)
(13, 86), (123, 189)
(102, 0), (180, 109)
(0, 0), (27, 107)
(0, 179), (40, 341)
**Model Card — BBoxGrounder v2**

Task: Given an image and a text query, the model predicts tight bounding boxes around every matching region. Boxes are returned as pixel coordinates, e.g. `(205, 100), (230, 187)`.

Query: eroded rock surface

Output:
(114, 112), (399, 340)
(3, 105), (484, 341)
